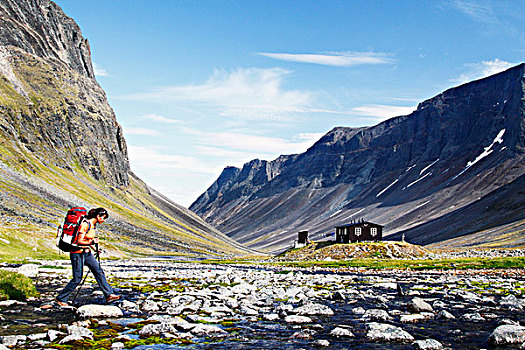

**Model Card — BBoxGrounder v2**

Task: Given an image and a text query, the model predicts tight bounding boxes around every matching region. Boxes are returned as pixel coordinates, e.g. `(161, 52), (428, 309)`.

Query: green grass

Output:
(0, 270), (38, 300)
(201, 256), (525, 270)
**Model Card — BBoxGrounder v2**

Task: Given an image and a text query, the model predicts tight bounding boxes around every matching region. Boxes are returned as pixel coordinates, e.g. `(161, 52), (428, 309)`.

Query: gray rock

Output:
(500, 294), (522, 310)
(366, 322), (414, 342)
(400, 313), (434, 323)
(77, 304), (124, 318)
(141, 299), (160, 312)
(362, 309), (392, 322)
(47, 330), (64, 342)
(28, 333), (47, 341)
(284, 315), (312, 324)
(409, 297), (433, 313)
(330, 327), (354, 338)
(139, 323), (178, 336)
(352, 307), (366, 315)
(119, 300), (140, 312)
(67, 325), (93, 338)
(412, 339), (444, 350)
(313, 339), (330, 347)
(331, 291), (346, 301)
(263, 313), (280, 321)
(460, 312), (485, 322)
(111, 342), (125, 350)
(16, 264), (39, 277)
(190, 324), (227, 337)
(1, 335), (26, 347)
(294, 302), (334, 316)
(488, 325), (525, 345)
(435, 310), (455, 320)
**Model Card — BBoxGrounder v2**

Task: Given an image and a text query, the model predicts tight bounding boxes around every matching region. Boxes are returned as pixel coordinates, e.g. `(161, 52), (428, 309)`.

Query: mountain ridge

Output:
(0, 0), (254, 259)
(191, 64), (525, 253)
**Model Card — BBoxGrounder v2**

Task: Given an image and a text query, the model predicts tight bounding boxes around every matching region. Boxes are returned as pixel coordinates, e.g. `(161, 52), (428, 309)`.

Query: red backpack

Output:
(56, 207), (87, 252)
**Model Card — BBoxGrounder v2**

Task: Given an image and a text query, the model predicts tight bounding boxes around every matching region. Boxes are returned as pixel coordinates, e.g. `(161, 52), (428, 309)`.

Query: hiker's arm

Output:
(76, 222), (95, 246)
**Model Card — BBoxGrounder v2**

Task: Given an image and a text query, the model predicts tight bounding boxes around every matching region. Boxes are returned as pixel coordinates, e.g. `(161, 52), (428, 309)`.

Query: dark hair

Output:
(87, 207), (109, 220)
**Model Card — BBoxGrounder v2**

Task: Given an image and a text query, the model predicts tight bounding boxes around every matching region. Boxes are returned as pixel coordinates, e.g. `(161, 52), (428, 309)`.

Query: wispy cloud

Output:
(453, 59), (516, 84)
(127, 68), (312, 121)
(350, 105), (416, 119)
(92, 62), (108, 77)
(128, 145), (222, 174)
(185, 128), (324, 157)
(449, 0), (497, 24)
(258, 52), (395, 67)
(143, 114), (181, 124)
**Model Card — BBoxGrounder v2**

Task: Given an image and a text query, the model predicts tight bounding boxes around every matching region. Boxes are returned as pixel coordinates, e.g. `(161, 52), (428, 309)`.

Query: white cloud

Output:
(92, 62), (108, 77)
(185, 128), (324, 156)
(453, 59), (516, 84)
(128, 145), (222, 174)
(124, 127), (161, 136)
(143, 114), (181, 124)
(127, 67), (312, 121)
(259, 52), (395, 67)
(350, 105), (417, 120)
(450, 0), (495, 22)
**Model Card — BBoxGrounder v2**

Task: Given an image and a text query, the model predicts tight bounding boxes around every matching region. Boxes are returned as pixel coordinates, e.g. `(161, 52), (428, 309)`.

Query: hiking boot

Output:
(56, 299), (69, 307)
(106, 294), (120, 303)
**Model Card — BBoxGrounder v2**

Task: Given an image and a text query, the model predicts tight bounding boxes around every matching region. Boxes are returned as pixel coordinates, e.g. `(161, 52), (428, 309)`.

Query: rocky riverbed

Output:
(1, 260), (525, 349)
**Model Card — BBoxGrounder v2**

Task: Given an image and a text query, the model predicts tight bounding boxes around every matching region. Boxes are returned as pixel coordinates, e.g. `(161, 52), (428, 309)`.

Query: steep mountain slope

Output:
(0, 0), (253, 259)
(191, 64), (525, 253)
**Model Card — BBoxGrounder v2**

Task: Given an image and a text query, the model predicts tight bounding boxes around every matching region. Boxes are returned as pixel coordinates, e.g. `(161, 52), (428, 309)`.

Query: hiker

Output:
(56, 207), (120, 306)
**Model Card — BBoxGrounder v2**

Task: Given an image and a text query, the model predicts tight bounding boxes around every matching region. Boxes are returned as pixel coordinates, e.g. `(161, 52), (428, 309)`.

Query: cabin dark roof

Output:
(335, 221), (383, 229)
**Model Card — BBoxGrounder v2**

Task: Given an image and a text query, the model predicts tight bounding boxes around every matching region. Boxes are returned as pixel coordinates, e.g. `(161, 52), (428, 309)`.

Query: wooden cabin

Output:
(335, 221), (383, 243)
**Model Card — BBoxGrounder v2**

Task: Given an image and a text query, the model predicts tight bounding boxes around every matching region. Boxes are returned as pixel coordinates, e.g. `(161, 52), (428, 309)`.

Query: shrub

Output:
(0, 270), (38, 301)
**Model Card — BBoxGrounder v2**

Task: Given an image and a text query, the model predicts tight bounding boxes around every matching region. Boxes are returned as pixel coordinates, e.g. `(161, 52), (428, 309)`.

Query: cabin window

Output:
(371, 228), (377, 236)
(355, 227), (362, 236)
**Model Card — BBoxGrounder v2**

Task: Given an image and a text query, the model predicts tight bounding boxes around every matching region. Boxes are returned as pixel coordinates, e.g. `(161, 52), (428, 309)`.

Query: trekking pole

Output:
(72, 268), (90, 304)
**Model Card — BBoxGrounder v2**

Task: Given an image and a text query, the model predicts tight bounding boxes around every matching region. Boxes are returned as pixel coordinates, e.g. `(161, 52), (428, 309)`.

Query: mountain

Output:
(191, 64), (525, 253)
(0, 0), (253, 259)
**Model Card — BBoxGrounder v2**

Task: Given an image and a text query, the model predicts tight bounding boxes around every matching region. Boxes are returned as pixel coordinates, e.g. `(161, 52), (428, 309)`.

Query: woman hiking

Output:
(56, 207), (120, 306)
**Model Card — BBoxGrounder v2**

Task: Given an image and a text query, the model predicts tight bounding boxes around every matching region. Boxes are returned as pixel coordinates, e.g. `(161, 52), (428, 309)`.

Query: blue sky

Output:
(54, 0), (525, 207)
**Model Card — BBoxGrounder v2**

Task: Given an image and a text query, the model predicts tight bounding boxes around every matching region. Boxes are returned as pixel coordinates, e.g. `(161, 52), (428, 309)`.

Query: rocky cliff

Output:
(191, 64), (525, 253)
(0, 0), (253, 259)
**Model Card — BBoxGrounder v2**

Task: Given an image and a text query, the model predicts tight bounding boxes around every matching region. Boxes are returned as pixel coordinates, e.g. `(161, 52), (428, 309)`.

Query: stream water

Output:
(0, 263), (524, 349)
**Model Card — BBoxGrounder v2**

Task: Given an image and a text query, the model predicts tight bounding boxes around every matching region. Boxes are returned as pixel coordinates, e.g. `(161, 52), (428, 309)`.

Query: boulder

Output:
(67, 325), (93, 339)
(400, 313), (433, 323)
(59, 335), (85, 344)
(1, 335), (26, 347)
(294, 302), (334, 316)
(435, 310), (455, 320)
(190, 324), (227, 337)
(409, 298), (433, 313)
(330, 327), (354, 338)
(488, 325), (525, 345)
(16, 264), (39, 277)
(313, 339), (330, 347)
(284, 315), (312, 324)
(139, 323), (178, 336)
(412, 339), (444, 350)
(366, 322), (414, 342)
(362, 309), (392, 322)
(77, 304), (124, 318)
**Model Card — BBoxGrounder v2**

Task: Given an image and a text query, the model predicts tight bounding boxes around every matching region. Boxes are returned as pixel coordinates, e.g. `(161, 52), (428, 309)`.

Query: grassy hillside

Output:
(0, 49), (253, 260)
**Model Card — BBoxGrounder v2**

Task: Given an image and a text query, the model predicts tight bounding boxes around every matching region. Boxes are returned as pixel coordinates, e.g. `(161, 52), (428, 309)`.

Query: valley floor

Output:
(1, 258), (525, 349)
